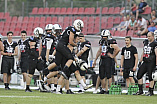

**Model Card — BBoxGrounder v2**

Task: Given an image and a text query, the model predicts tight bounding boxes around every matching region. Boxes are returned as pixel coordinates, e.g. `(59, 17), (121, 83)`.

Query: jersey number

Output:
(124, 50), (131, 59)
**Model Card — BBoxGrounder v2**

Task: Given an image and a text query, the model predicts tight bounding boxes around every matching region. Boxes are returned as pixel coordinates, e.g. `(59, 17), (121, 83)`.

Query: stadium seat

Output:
(9, 27), (15, 32)
(93, 26), (100, 34)
(33, 23), (39, 28)
(43, 8), (49, 15)
(60, 8), (67, 15)
(28, 22), (33, 28)
(75, 16), (82, 20)
(4, 22), (10, 28)
(10, 23), (16, 28)
(101, 23), (107, 29)
(106, 23), (113, 29)
(120, 7), (125, 11)
(39, 23), (45, 29)
(141, 7), (151, 14)
(49, 7), (55, 15)
(82, 16), (88, 24)
(58, 17), (64, 26)
(6, 17), (12, 23)
(0, 27), (3, 33)
(14, 31), (20, 36)
(87, 27), (94, 34)
(95, 8), (100, 15)
(40, 17), (46, 23)
(4, 12), (10, 18)
(52, 17), (58, 24)
(114, 31), (120, 36)
(15, 27), (21, 32)
(0, 21), (5, 28)
(23, 17), (29, 23)
(3, 27), (9, 32)
(108, 17), (113, 23)
(17, 16), (23, 23)
(127, 30), (134, 36)
(72, 8), (78, 14)
(2, 31), (8, 36)
(102, 7), (108, 14)
(113, 7), (120, 14)
(114, 17), (121, 24)
(16, 23), (22, 28)
(69, 17), (73, 25)
(54, 7), (61, 15)
(29, 17), (34, 23)
(84, 8), (90, 14)
(22, 23), (28, 28)
(110, 30), (114, 35)
(0, 12), (4, 19)
(30, 7), (38, 14)
(106, 7), (114, 14)
(45, 17), (52, 24)
(89, 7), (95, 14)
(77, 7), (84, 15)
(34, 17), (40, 23)
(66, 8), (73, 15)
(38, 8), (44, 14)
(120, 30), (127, 37)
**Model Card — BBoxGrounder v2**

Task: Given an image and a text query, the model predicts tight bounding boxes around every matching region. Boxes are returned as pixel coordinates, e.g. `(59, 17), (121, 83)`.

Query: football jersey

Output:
(121, 45), (137, 68)
(142, 39), (157, 62)
(99, 38), (117, 59)
(77, 39), (91, 62)
(28, 36), (40, 57)
(3, 40), (17, 58)
(59, 26), (78, 45)
(18, 39), (29, 57)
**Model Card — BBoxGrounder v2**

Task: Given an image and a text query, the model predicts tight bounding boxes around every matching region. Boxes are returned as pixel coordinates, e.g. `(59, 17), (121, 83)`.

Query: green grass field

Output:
(0, 89), (157, 104)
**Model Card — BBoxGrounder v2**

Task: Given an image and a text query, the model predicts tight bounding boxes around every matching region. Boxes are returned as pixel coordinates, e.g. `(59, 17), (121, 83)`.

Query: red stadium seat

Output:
(110, 30), (114, 35)
(87, 27), (94, 34)
(2, 31), (8, 36)
(22, 23), (28, 28)
(23, 17), (29, 23)
(4, 22), (10, 28)
(108, 17), (113, 23)
(114, 31), (120, 36)
(43, 8), (49, 15)
(0, 21), (5, 28)
(45, 17), (52, 24)
(16, 23), (22, 28)
(33, 23), (39, 28)
(141, 7), (151, 14)
(72, 8), (78, 14)
(6, 17), (12, 23)
(9, 27), (15, 32)
(102, 7), (108, 14)
(58, 17), (64, 26)
(14, 31), (20, 36)
(30, 7), (38, 14)
(78, 7), (84, 14)
(38, 8), (44, 14)
(54, 7), (61, 15)
(120, 30), (127, 37)
(15, 27), (21, 32)
(120, 7), (125, 11)
(10, 23), (16, 28)
(84, 8), (89, 14)
(127, 30), (134, 36)
(95, 8), (100, 14)
(4, 12), (10, 18)
(101, 23), (107, 29)
(29, 17), (34, 23)
(107, 7), (114, 14)
(34, 17), (40, 23)
(49, 7), (55, 15)
(17, 16), (23, 23)
(66, 8), (73, 15)
(40, 17), (46, 23)
(60, 8), (67, 15)
(0, 12), (4, 19)
(52, 17), (58, 24)
(89, 7), (95, 14)
(106, 23), (113, 29)
(113, 7), (120, 14)
(82, 16), (88, 24)
(75, 16), (82, 20)
(114, 17), (121, 24)
(93, 26), (100, 34)
(39, 23), (45, 29)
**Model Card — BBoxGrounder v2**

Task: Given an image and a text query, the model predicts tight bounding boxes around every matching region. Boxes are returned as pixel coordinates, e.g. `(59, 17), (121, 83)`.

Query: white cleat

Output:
(56, 91), (62, 94)
(44, 85), (51, 92)
(93, 89), (99, 94)
(84, 84), (93, 90)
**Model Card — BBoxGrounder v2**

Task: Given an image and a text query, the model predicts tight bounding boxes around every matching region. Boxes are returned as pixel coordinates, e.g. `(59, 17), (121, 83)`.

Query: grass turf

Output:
(0, 89), (157, 104)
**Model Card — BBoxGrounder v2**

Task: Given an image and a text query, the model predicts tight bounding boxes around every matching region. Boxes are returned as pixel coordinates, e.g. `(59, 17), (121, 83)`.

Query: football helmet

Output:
(101, 29), (110, 38)
(33, 27), (44, 37)
(52, 24), (62, 36)
(45, 24), (53, 34)
(73, 19), (84, 31)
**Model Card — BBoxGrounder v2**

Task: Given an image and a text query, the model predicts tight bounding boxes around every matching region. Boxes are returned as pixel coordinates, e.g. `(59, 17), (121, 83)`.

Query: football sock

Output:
(51, 84), (54, 90)
(26, 85), (30, 90)
(138, 84), (143, 92)
(79, 79), (86, 88)
(79, 84), (84, 91)
(56, 85), (61, 92)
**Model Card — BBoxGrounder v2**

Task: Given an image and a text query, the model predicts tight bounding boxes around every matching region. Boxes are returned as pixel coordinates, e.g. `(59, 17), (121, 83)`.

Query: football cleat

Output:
(5, 87), (11, 90)
(44, 84), (51, 92)
(66, 89), (74, 94)
(56, 91), (63, 94)
(133, 91), (144, 95)
(93, 89), (99, 94)
(25, 88), (32, 92)
(84, 84), (93, 90)
(77, 90), (84, 94)
(97, 90), (106, 94)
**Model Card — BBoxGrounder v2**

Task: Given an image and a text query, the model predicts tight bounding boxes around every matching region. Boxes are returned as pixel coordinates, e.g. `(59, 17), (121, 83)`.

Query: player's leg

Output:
(93, 75), (100, 93)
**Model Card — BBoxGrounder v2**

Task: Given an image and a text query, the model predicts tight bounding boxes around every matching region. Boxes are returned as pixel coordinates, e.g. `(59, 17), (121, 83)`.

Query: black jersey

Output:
(3, 40), (17, 58)
(59, 26), (78, 45)
(99, 38), (117, 59)
(28, 36), (40, 58)
(121, 45), (137, 68)
(18, 39), (29, 57)
(142, 39), (157, 62)
(77, 39), (91, 62)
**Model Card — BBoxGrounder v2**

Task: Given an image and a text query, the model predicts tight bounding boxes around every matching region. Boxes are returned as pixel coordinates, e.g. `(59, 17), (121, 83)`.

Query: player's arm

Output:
(120, 55), (124, 72)
(69, 31), (77, 47)
(133, 53), (138, 71)
(0, 41), (4, 51)
(108, 44), (120, 58)
(92, 46), (101, 67)
(13, 46), (18, 56)
(76, 45), (89, 57)
(46, 39), (53, 62)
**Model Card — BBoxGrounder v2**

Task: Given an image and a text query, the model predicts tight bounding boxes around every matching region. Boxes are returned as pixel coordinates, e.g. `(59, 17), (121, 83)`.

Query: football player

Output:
(120, 36), (138, 94)
(1, 31), (18, 90)
(134, 32), (157, 96)
(93, 30), (120, 94)
(17, 30), (29, 89)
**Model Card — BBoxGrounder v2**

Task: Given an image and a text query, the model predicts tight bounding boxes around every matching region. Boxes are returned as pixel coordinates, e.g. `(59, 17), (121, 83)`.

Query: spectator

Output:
(136, 22), (156, 36)
(135, 16), (147, 35)
(131, 0), (148, 20)
(150, 9), (157, 24)
(120, 0), (136, 17)
(127, 16), (137, 31)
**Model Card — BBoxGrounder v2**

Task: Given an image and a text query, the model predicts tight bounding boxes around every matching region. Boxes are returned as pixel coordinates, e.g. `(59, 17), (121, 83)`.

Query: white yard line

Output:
(0, 96), (40, 98)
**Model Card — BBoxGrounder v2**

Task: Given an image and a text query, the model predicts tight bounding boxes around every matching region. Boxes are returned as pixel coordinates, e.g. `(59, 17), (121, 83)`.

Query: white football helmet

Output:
(73, 19), (84, 31)
(45, 24), (53, 34)
(152, 72), (157, 81)
(154, 30), (157, 40)
(33, 27), (43, 37)
(101, 29), (110, 38)
(52, 24), (62, 35)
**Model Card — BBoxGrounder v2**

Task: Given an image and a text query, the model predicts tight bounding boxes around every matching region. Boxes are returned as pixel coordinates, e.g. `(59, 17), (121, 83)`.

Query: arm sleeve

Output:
(46, 39), (53, 50)
(133, 47), (138, 54)
(121, 48), (124, 55)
